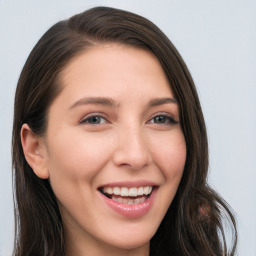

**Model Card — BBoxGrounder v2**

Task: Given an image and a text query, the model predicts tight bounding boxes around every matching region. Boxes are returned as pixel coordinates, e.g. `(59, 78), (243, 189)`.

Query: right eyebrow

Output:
(68, 97), (120, 110)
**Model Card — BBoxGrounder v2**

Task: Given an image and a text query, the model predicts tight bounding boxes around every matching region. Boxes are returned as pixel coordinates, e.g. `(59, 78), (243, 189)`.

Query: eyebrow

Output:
(68, 96), (178, 110)
(148, 97), (178, 106)
(68, 97), (120, 110)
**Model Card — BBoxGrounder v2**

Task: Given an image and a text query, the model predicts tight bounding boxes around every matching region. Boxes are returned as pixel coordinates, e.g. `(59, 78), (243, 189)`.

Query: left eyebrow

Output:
(148, 97), (178, 107)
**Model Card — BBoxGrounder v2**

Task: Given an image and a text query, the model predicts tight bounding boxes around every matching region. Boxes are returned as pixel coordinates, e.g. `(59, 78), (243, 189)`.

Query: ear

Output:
(20, 124), (49, 179)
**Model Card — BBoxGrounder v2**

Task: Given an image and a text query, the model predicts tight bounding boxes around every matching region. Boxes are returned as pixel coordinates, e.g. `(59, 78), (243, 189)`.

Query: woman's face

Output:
(42, 44), (186, 253)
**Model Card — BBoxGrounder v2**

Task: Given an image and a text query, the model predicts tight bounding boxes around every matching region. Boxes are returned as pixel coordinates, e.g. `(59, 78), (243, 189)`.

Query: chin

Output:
(102, 226), (154, 251)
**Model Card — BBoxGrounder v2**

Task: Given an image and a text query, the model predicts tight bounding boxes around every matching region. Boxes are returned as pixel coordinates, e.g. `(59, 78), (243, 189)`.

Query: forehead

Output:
(59, 43), (173, 97)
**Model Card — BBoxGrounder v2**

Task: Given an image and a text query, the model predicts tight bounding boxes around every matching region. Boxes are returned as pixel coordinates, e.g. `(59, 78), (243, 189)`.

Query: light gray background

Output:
(0, 0), (255, 255)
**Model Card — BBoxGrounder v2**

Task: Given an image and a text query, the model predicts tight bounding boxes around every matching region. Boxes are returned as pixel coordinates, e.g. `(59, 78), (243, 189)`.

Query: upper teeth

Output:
(103, 186), (153, 197)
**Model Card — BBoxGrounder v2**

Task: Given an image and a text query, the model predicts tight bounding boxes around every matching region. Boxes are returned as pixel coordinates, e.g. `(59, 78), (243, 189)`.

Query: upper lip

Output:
(98, 180), (159, 189)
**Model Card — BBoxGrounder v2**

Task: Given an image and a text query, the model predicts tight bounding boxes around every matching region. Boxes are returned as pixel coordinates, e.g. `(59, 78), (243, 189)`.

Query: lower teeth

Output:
(111, 196), (146, 204)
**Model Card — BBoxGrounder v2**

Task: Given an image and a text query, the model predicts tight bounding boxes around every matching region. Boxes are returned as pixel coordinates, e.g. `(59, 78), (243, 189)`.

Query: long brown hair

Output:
(12, 6), (237, 256)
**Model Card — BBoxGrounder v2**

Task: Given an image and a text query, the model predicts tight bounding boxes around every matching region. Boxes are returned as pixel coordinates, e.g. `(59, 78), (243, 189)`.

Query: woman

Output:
(12, 6), (237, 256)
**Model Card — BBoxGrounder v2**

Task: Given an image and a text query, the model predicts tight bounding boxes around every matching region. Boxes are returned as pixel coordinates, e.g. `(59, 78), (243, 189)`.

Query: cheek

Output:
(46, 129), (112, 185)
(150, 130), (186, 179)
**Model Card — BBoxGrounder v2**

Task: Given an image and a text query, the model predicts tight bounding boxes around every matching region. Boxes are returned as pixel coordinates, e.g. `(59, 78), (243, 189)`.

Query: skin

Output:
(21, 44), (186, 256)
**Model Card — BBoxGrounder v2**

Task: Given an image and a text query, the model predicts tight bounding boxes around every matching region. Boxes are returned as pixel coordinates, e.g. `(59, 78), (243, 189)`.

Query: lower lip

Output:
(99, 188), (157, 218)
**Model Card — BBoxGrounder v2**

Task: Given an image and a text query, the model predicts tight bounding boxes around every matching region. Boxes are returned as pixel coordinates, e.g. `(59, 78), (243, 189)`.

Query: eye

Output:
(148, 114), (178, 125)
(80, 115), (107, 125)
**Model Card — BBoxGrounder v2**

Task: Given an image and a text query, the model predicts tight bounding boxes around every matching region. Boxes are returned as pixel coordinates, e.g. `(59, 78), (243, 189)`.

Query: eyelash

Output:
(80, 113), (178, 126)
(147, 113), (178, 125)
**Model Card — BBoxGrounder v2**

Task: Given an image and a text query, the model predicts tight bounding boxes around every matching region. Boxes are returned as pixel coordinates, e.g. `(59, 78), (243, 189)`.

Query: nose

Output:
(112, 126), (152, 170)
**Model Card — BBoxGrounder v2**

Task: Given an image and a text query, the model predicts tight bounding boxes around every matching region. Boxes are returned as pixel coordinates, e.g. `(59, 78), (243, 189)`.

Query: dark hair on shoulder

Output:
(12, 6), (237, 256)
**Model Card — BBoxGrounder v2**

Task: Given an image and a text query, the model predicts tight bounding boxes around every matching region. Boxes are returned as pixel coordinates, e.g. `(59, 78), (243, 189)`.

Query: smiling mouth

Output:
(99, 186), (154, 205)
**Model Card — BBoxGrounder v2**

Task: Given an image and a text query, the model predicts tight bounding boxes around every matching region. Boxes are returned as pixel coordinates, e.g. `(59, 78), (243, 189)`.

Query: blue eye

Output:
(150, 114), (178, 125)
(81, 116), (107, 125)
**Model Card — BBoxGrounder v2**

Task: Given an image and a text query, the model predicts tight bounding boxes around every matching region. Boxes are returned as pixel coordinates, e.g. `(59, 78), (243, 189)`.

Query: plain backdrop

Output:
(0, 0), (255, 255)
